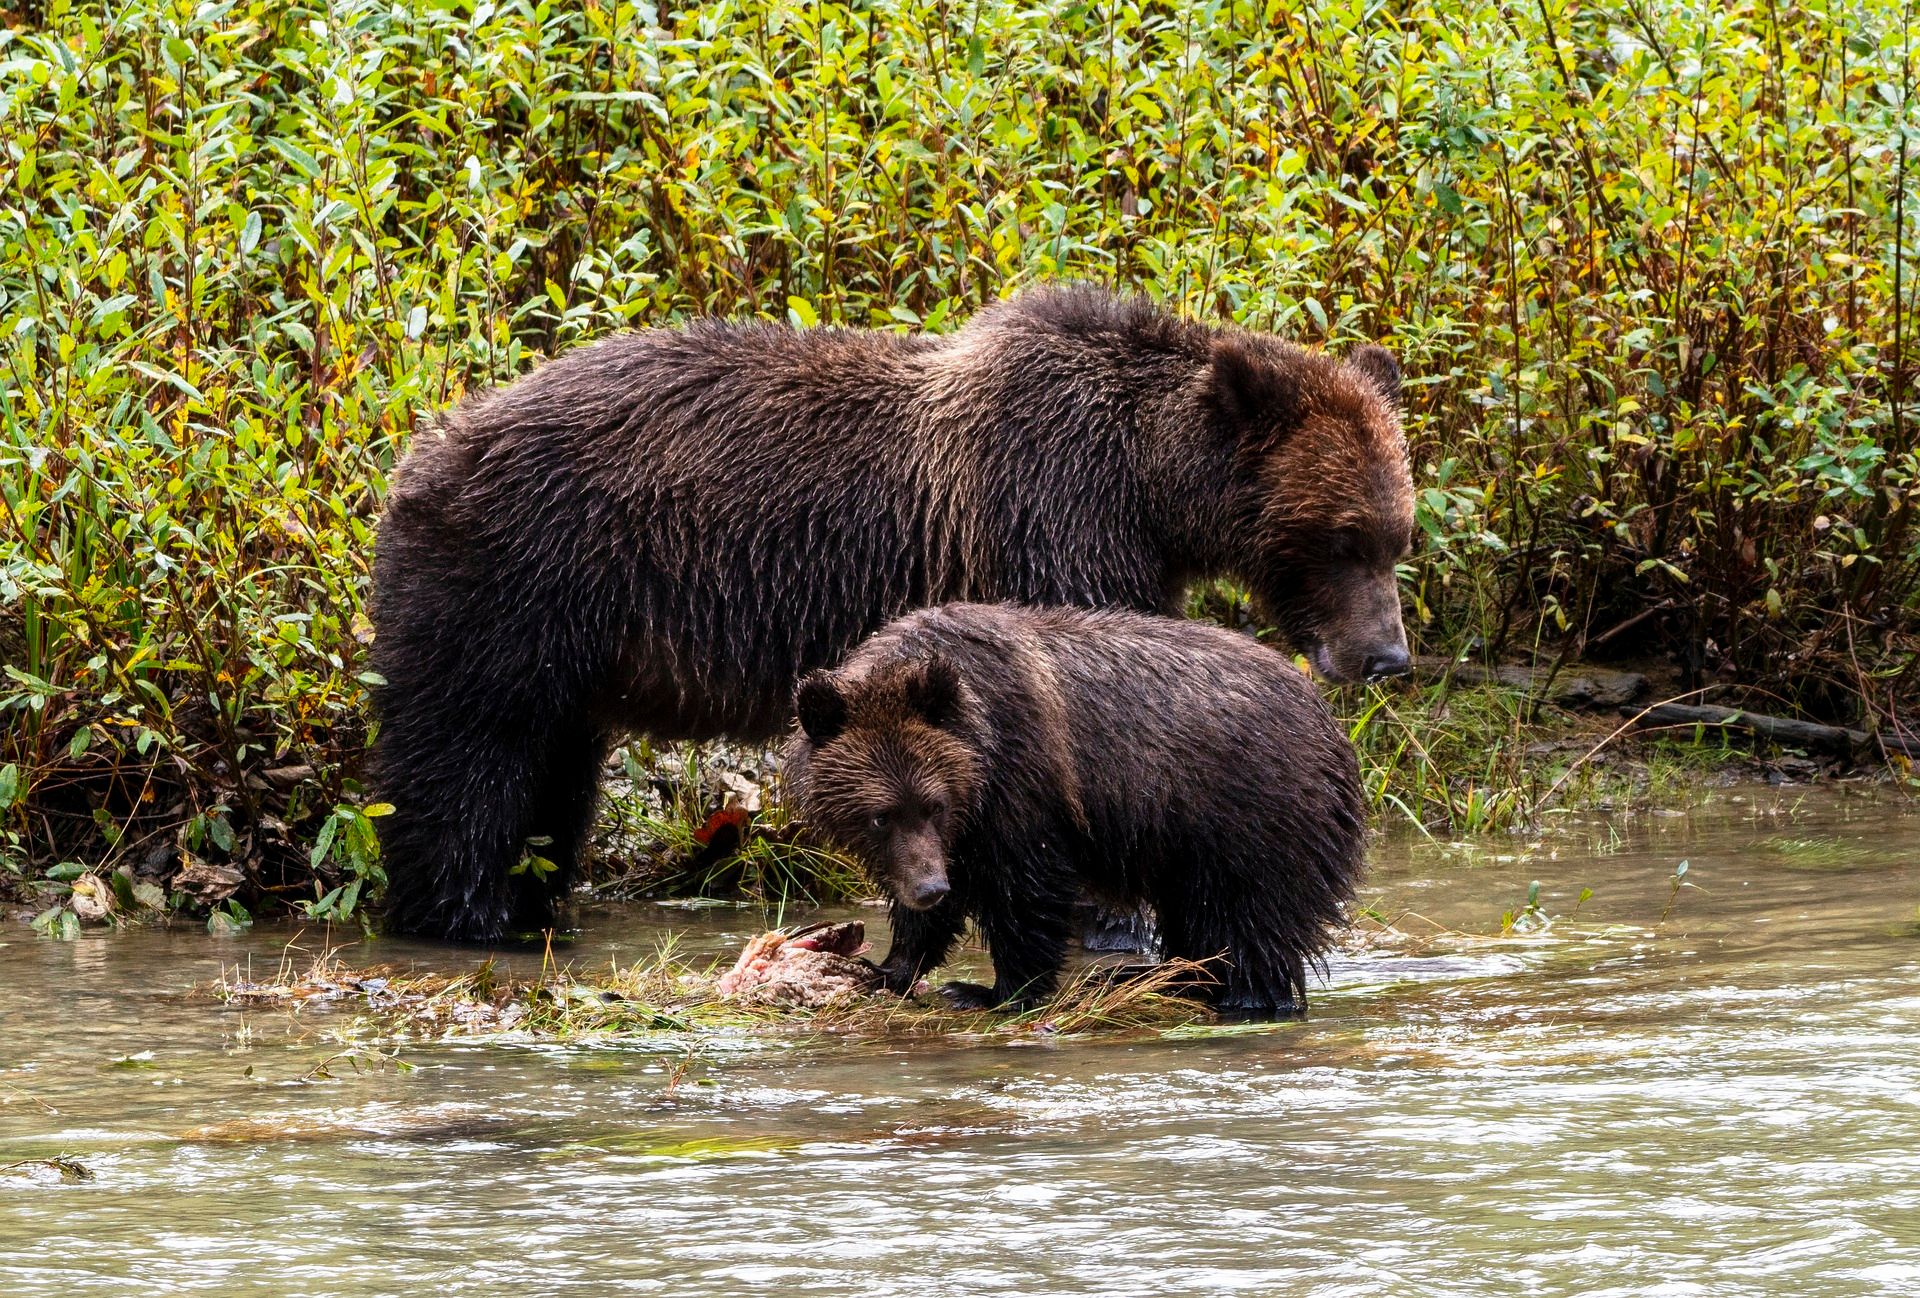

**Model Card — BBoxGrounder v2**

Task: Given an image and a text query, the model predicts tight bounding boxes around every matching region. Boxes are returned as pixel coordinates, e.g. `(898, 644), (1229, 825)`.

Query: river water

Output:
(3, 786), (1918, 1296)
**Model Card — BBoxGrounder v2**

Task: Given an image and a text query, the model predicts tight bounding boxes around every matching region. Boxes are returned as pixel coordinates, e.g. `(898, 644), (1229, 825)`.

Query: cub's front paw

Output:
(871, 959), (924, 998)
(938, 980), (1002, 1011)
(1212, 994), (1307, 1022)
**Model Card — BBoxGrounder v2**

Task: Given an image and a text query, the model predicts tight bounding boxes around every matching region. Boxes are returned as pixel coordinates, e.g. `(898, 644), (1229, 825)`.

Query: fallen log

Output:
(1414, 657), (1649, 709)
(1628, 702), (1920, 758)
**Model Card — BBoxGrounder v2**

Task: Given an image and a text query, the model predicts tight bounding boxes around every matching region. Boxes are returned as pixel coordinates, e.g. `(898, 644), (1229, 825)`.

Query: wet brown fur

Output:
(371, 286), (1407, 941)
(784, 603), (1367, 1014)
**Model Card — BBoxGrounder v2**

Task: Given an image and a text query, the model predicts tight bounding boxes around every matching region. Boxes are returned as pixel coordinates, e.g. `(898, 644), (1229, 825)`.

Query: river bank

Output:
(5, 670), (1913, 938)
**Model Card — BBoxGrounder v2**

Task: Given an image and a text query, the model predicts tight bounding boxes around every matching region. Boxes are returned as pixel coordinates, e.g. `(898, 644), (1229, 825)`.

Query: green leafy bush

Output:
(2, 0), (1915, 908)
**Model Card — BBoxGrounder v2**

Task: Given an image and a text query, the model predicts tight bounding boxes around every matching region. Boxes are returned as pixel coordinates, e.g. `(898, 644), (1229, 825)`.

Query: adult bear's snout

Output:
(1363, 645), (1411, 680)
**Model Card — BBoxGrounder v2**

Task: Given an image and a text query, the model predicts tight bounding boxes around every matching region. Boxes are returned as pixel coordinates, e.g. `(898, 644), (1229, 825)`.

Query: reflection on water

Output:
(3, 787), (1919, 1296)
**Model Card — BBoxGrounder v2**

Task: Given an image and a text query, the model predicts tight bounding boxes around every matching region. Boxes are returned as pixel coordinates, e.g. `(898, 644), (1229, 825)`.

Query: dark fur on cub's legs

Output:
(875, 899), (965, 995)
(1077, 900), (1159, 954)
(1153, 865), (1311, 1017)
(939, 853), (1077, 1010)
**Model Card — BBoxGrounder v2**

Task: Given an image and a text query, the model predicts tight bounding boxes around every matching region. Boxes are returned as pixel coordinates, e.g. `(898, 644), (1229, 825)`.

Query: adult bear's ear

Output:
(904, 656), (963, 728)
(795, 671), (848, 744)
(1347, 343), (1402, 407)
(1206, 336), (1301, 432)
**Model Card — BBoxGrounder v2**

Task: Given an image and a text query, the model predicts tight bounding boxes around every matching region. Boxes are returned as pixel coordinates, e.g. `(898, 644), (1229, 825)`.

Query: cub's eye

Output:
(869, 812), (890, 830)
(924, 799), (947, 817)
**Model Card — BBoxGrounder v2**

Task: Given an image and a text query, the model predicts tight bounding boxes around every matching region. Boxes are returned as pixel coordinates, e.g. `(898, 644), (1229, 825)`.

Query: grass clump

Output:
(1343, 676), (1800, 836)
(209, 942), (1216, 1045)
(1348, 679), (1546, 835)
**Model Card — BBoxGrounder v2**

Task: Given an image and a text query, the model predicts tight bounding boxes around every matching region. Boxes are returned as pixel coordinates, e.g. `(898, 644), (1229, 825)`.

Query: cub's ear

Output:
(1347, 343), (1402, 407)
(795, 671), (848, 744)
(1206, 336), (1301, 432)
(903, 655), (963, 728)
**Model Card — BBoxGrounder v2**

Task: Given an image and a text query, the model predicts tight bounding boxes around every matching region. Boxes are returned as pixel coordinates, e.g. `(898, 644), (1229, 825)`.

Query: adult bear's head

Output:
(1202, 333), (1414, 684)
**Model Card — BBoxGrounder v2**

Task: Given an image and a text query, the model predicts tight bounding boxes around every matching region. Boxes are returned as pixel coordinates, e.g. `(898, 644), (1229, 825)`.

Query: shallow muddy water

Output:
(4, 787), (1919, 1297)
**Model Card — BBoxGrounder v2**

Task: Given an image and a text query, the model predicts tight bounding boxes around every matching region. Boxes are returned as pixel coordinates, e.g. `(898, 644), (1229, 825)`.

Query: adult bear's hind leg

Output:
(370, 466), (614, 944)
(507, 726), (610, 934)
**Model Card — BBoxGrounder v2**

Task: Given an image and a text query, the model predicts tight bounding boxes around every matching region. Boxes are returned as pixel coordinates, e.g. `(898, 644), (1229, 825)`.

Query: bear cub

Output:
(783, 603), (1366, 1014)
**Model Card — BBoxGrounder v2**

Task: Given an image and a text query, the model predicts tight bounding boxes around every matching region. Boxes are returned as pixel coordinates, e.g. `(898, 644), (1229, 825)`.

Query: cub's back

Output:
(829, 603), (1366, 893)
(866, 602), (1353, 797)
(1028, 607), (1356, 826)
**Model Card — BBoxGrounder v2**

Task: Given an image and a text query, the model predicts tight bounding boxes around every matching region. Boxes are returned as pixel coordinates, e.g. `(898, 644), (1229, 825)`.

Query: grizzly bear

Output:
(372, 286), (1409, 942)
(783, 602), (1367, 1013)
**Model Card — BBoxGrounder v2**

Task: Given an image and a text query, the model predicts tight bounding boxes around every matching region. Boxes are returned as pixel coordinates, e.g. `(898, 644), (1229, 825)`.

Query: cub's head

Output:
(1206, 335), (1415, 683)
(787, 656), (982, 912)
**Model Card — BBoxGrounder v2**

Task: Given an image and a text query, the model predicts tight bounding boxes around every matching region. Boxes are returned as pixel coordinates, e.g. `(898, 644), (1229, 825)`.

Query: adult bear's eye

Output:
(870, 812), (890, 830)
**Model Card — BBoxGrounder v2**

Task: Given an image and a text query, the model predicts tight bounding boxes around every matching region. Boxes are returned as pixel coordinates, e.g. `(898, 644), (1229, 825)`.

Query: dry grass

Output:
(205, 941), (1219, 1045)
